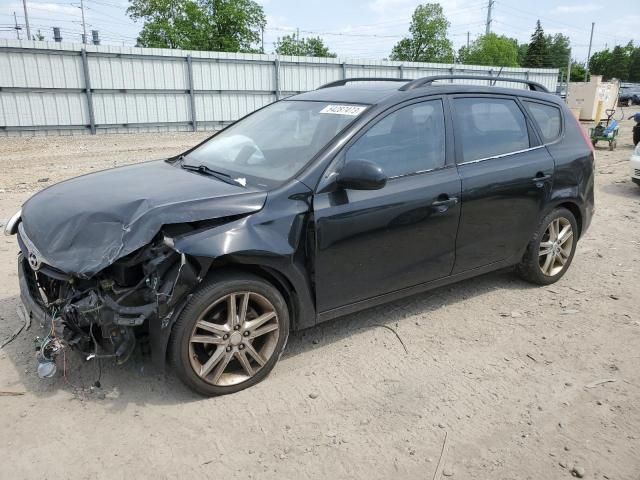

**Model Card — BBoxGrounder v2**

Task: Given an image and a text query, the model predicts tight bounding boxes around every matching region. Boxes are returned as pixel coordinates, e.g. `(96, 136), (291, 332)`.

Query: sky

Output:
(0, 0), (638, 64)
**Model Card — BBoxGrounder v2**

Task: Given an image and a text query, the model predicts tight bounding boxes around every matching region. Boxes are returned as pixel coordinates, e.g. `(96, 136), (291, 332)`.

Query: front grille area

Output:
(21, 257), (48, 310)
(21, 255), (68, 310)
(18, 228), (71, 281)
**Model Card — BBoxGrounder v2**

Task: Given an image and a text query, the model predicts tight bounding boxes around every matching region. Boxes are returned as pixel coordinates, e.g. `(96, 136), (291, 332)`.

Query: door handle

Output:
(532, 173), (552, 183)
(431, 195), (459, 211)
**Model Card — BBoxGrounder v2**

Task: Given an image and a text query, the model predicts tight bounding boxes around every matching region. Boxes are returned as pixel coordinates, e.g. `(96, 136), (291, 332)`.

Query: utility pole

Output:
(79, 0), (88, 44)
(22, 0), (31, 40)
(13, 12), (21, 40)
(467, 31), (470, 49)
(566, 48), (572, 88)
(485, 0), (494, 35)
(585, 22), (595, 82)
(261, 25), (264, 53)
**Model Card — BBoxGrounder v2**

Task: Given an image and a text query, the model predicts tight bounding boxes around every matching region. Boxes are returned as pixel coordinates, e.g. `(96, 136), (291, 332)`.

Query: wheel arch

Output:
(203, 260), (304, 331)
(150, 254), (315, 370)
(554, 201), (583, 238)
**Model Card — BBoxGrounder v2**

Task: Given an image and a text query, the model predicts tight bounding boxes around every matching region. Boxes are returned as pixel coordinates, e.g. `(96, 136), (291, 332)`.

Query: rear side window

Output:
(346, 99), (446, 178)
(453, 97), (530, 162)
(523, 100), (562, 143)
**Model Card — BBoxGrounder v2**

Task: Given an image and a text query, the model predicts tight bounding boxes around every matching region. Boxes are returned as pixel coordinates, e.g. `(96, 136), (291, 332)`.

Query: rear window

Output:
(453, 97), (530, 162)
(523, 100), (562, 143)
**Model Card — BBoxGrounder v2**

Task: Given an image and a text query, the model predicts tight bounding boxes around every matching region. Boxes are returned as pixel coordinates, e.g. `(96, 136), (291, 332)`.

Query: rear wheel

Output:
(170, 272), (289, 396)
(516, 208), (578, 285)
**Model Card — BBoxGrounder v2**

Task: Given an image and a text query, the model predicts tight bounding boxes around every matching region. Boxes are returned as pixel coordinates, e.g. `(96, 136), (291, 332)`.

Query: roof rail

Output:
(399, 75), (549, 93)
(317, 77), (409, 90)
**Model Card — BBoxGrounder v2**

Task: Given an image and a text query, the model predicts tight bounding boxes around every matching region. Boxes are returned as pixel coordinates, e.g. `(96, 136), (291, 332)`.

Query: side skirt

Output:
(317, 256), (519, 323)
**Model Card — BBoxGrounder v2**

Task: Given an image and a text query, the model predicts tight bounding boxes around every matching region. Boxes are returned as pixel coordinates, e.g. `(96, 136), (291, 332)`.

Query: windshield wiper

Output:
(179, 160), (246, 188)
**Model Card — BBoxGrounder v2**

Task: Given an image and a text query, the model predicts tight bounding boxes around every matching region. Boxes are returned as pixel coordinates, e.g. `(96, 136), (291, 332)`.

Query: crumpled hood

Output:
(20, 160), (267, 278)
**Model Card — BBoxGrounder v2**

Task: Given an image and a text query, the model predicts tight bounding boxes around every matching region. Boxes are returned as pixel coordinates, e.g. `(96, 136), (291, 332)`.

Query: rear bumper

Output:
(17, 253), (50, 325)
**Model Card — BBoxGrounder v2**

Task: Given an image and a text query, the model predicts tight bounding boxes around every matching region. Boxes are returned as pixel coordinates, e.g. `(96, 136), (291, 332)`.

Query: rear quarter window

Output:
(522, 100), (562, 143)
(452, 97), (530, 162)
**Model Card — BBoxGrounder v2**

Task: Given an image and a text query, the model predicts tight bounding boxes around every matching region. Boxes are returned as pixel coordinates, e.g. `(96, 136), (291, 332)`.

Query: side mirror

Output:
(336, 159), (387, 191)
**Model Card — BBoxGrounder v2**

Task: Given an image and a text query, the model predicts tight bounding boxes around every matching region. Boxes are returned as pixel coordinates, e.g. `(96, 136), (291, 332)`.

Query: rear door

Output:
(450, 95), (555, 273)
(312, 98), (461, 312)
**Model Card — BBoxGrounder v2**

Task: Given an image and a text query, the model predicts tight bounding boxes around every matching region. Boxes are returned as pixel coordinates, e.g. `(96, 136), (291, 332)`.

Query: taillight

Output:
(572, 112), (594, 153)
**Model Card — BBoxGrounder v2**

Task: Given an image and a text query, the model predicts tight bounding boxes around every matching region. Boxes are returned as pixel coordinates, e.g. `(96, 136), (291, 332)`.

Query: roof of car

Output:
(291, 81), (409, 104)
(288, 77), (563, 107)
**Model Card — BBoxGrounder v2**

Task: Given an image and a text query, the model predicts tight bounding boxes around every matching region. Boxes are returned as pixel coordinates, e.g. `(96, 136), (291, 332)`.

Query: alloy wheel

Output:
(538, 217), (574, 276)
(188, 292), (280, 386)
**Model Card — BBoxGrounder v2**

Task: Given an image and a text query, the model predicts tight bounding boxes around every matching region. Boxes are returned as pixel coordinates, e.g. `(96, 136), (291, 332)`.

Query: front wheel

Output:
(170, 272), (289, 396)
(516, 208), (578, 285)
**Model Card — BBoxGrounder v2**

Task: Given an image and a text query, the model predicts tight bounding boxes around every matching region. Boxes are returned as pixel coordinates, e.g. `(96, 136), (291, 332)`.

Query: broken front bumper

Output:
(18, 240), (199, 368)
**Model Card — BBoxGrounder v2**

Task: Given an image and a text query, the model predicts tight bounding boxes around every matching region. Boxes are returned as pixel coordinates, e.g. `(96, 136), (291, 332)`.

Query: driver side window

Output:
(345, 99), (446, 178)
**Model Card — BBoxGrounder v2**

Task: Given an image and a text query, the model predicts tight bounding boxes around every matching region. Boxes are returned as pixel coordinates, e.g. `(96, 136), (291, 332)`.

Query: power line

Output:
(495, 1), (634, 43)
(86, 0), (125, 8)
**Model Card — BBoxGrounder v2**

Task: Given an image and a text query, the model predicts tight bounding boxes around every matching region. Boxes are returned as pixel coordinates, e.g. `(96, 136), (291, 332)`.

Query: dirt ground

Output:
(0, 110), (639, 480)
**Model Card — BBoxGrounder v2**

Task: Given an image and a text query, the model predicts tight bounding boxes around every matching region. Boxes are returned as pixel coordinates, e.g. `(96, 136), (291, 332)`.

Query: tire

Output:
(516, 208), (578, 285)
(609, 139), (616, 151)
(169, 272), (289, 396)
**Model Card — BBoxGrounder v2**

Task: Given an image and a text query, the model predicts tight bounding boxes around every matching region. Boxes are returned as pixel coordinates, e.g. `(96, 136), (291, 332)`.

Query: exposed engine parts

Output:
(21, 230), (202, 379)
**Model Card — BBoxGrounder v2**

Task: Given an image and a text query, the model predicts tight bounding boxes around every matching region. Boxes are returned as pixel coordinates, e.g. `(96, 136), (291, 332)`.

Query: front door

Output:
(312, 98), (461, 313)
(449, 95), (555, 273)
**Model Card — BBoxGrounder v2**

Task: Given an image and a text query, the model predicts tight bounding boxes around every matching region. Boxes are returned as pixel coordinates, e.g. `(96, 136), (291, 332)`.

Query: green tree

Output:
(607, 45), (631, 80)
(588, 43), (640, 81)
(523, 20), (550, 68)
(546, 33), (570, 69)
(128, 0), (266, 52)
(389, 3), (454, 63)
(568, 61), (586, 82)
(457, 33), (519, 66)
(275, 34), (336, 57)
(588, 49), (612, 77)
(517, 43), (528, 66)
(629, 47), (640, 82)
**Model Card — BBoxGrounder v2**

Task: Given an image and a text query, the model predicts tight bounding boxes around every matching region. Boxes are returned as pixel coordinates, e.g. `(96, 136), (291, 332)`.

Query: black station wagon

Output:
(6, 75), (595, 396)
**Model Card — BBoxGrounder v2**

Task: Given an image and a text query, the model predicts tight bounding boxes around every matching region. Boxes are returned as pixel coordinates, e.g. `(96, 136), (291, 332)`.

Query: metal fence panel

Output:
(195, 92), (274, 124)
(1, 91), (87, 126)
(0, 39), (559, 136)
(92, 92), (191, 125)
(89, 56), (189, 90)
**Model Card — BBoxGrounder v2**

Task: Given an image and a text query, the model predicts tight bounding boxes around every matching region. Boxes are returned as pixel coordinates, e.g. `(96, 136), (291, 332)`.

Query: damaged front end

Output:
(17, 223), (204, 377)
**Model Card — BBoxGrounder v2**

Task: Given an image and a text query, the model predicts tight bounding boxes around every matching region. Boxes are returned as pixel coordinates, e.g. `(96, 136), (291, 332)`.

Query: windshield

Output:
(182, 100), (368, 188)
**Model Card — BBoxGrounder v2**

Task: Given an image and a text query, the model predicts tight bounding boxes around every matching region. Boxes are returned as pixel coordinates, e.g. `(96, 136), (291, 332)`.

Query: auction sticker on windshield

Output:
(320, 104), (367, 116)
